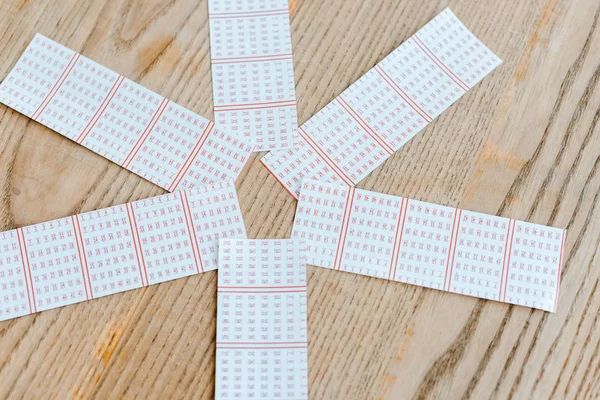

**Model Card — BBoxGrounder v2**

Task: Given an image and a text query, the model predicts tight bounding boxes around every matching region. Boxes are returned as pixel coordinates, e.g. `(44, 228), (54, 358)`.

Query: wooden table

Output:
(0, 0), (598, 398)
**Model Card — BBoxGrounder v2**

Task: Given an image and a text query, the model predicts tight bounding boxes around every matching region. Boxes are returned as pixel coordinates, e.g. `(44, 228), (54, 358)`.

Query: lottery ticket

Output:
(293, 179), (566, 312)
(209, 0), (298, 151)
(0, 180), (246, 321)
(216, 239), (308, 399)
(262, 8), (502, 198)
(0, 34), (253, 192)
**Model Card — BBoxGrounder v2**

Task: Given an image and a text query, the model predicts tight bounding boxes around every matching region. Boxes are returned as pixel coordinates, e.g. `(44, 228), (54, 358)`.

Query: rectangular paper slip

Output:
(293, 179), (566, 312)
(216, 239), (308, 399)
(0, 34), (253, 192)
(209, 0), (298, 151)
(262, 8), (502, 198)
(0, 180), (246, 322)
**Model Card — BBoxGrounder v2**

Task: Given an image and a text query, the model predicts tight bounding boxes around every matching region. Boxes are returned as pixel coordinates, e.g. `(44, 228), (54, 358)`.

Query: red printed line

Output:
(374, 65), (433, 122)
(217, 341), (306, 345)
(554, 230), (567, 312)
(219, 285), (306, 289)
(71, 216), (93, 300)
(336, 95), (394, 155)
(259, 157), (299, 199)
(297, 127), (356, 187)
(218, 289), (307, 294)
(179, 190), (204, 273)
(76, 75), (125, 144)
(215, 99), (296, 108)
(122, 98), (170, 168)
(332, 188), (356, 271)
(212, 57), (291, 65)
(387, 198), (409, 281)
(209, 9), (288, 19)
(209, 8), (288, 16)
(16, 229), (35, 313)
(445, 209), (463, 291)
(498, 219), (514, 300)
(412, 34), (470, 92)
(212, 53), (292, 61)
(126, 203), (149, 286)
(214, 99), (296, 112)
(502, 221), (517, 302)
(443, 209), (460, 291)
(31, 53), (80, 120)
(213, 104), (295, 112)
(216, 345), (307, 349)
(212, 54), (293, 64)
(167, 121), (215, 192)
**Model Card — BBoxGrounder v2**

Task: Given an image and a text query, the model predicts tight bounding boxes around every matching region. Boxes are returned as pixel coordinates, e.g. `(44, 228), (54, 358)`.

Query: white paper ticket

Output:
(262, 8), (502, 198)
(0, 34), (253, 192)
(0, 180), (246, 322)
(293, 179), (566, 312)
(209, 0), (298, 151)
(216, 239), (308, 399)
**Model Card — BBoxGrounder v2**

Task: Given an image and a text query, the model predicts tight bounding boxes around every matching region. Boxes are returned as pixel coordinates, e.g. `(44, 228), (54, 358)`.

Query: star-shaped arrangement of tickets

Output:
(0, 4), (567, 400)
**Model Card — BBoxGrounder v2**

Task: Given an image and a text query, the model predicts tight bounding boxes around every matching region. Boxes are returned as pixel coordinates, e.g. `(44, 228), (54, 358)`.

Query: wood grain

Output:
(0, 0), (598, 398)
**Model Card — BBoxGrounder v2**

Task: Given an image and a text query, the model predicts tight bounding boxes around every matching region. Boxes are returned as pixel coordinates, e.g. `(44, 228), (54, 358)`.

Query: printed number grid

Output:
(0, 180), (246, 322)
(0, 34), (253, 192)
(216, 239), (308, 400)
(209, 0), (298, 151)
(261, 8), (502, 198)
(293, 180), (566, 312)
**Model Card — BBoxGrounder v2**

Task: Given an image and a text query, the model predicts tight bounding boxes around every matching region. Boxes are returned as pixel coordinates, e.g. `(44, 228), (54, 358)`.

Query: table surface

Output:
(0, 0), (598, 398)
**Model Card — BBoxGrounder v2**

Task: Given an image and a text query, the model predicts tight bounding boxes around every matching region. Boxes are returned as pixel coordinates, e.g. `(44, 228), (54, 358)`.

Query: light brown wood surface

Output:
(0, 0), (598, 398)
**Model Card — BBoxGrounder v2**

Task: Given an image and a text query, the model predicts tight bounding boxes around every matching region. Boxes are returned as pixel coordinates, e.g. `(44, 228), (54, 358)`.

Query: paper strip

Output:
(209, 0), (298, 151)
(293, 179), (566, 312)
(261, 8), (502, 198)
(0, 34), (253, 191)
(216, 239), (308, 399)
(0, 180), (246, 321)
